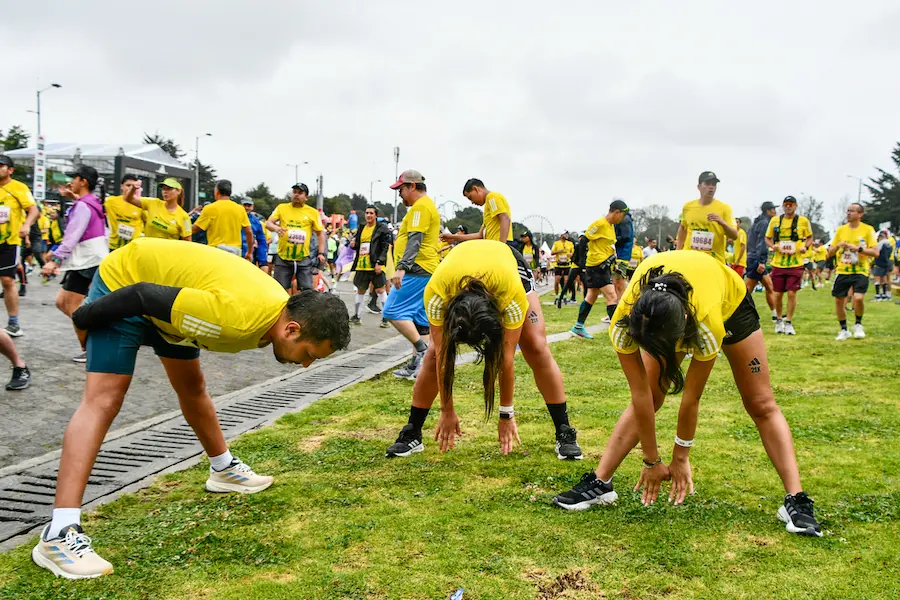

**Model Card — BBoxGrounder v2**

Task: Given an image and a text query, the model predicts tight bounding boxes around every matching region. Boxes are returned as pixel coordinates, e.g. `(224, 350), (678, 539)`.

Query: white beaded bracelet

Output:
(674, 435), (694, 448)
(499, 405), (515, 415)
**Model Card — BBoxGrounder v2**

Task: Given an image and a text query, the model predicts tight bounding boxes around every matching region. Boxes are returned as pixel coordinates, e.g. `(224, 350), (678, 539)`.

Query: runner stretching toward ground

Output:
(32, 238), (350, 580)
(552, 251), (822, 538)
(385, 240), (582, 460)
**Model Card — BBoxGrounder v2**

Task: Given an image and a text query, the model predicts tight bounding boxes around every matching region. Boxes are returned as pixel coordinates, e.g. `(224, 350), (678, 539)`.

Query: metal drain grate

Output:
(0, 336), (413, 545)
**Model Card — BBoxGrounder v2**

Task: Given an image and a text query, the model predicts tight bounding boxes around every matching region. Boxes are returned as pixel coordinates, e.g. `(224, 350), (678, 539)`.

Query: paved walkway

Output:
(0, 277), (397, 468)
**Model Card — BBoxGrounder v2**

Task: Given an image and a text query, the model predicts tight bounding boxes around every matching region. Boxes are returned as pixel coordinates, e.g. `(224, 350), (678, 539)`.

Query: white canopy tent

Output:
(5, 143), (189, 174)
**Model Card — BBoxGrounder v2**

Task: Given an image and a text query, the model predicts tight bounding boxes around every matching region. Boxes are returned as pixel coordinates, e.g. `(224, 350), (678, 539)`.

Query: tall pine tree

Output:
(864, 142), (900, 228)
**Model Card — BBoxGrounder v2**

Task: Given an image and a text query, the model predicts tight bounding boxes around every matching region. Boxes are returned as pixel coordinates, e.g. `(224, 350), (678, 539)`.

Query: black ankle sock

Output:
(577, 300), (593, 325)
(606, 303), (617, 319)
(839, 319), (847, 330)
(413, 339), (427, 353)
(855, 315), (863, 325)
(408, 406), (430, 433)
(546, 402), (569, 434)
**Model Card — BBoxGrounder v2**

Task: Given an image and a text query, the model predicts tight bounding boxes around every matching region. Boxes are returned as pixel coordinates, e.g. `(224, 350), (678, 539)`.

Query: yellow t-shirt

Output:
(584, 217), (616, 267)
(47, 210), (63, 244)
(831, 223), (877, 276)
(732, 228), (747, 267)
(424, 240), (529, 330)
(105, 195), (144, 250)
(551, 240), (574, 268)
(269, 202), (323, 261)
(629, 245), (643, 269)
(521, 242), (536, 266)
(99, 238), (289, 353)
(194, 199), (251, 249)
(813, 246), (827, 262)
(609, 251), (746, 362)
(39, 214), (51, 241)
(0, 179), (36, 246)
(482, 191), (513, 242)
(765, 215), (813, 269)
(394, 195), (441, 274)
(679, 198), (736, 263)
(356, 224), (375, 271)
(141, 199), (191, 240)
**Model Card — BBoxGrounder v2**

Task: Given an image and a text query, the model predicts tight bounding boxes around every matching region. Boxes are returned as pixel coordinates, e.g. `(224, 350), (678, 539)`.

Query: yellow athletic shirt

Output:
(584, 217), (616, 267)
(766, 215), (813, 269)
(0, 179), (35, 246)
(270, 202), (323, 261)
(194, 199), (250, 249)
(679, 198), (735, 263)
(424, 240), (528, 330)
(357, 224), (375, 271)
(141, 199), (191, 240)
(482, 191), (513, 242)
(99, 238), (288, 352)
(831, 223), (877, 276)
(394, 195), (441, 274)
(105, 195), (144, 250)
(733, 228), (747, 267)
(609, 250), (746, 361)
(551, 240), (574, 269)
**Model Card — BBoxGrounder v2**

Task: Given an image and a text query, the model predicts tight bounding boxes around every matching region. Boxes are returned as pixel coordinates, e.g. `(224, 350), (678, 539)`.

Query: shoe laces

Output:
(228, 460), (255, 475)
(557, 426), (577, 444)
(787, 492), (815, 517)
(63, 530), (95, 558)
(396, 424), (419, 443)
(572, 472), (598, 493)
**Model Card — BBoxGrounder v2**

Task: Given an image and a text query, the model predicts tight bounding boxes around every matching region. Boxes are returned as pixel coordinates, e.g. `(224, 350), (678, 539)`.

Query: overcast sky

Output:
(6, 0), (899, 232)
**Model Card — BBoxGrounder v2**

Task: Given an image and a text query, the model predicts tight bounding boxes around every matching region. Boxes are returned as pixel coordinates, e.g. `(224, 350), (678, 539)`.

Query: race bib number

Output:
(117, 223), (135, 241)
(841, 251), (858, 265)
(558, 255), (569, 264)
(0, 206), (9, 225)
(360, 242), (371, 256)
(690, 230), (714, 251)
(629, 258), (638, 268)
(524, 253), (533, 263)
(802, 257), (810, 265)
(287, 229), (307, 246)
(779, 241), (796, 255)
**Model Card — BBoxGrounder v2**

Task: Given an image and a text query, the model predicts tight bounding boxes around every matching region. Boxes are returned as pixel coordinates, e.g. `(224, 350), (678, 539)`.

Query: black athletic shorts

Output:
(583, 264), (613, 289)
(625, 268), (636, 279)
(722, 292), (761, 346)
(804, 262), (815, 271)
(61, 266), (98, 296)
(353, 270), (387, 291)
(824, 256), (835, 270)
(832, 274), (868, 297)
(0, 244), (20, 279)
(554, 266), (570, 277)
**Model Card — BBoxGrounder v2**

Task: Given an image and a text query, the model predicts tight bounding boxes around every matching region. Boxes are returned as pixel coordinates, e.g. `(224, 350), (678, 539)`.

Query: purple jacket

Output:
(53, 193), (106, 262)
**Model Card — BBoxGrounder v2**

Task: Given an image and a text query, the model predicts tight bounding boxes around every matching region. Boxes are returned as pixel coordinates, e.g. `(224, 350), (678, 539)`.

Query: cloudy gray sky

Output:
(6, 0), (900, 231)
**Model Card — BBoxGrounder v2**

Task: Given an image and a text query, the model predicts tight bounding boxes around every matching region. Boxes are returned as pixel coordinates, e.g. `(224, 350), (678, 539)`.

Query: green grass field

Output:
(1, 286), (898, 599)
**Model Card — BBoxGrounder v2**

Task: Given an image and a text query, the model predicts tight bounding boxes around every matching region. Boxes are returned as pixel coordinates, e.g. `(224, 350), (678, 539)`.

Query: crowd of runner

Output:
(1, 154), (898, 579)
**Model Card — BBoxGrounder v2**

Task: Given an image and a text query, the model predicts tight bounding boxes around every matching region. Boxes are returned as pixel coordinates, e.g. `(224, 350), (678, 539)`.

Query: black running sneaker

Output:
(386, 424), (424, 458)
(6, 366), (31, 391)
(18, 285), (26, 297)
(555, 295), (562, 309)
(349, 315), (362, 326)
(555, 424), (583, 460)
(777, 492), (822, 537)
(553, 472), (618, 510)
(366, 298), (382, 315)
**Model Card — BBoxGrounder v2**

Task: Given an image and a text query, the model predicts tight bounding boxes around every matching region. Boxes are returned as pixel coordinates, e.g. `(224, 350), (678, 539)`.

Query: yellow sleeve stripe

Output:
(503, 299), (524, 326)
(697, 323), (719, 356)
(426, 294), (445, 323)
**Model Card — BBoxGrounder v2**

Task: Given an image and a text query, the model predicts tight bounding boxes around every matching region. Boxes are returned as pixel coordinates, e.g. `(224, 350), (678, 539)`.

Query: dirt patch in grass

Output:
(526, 569), (602, 599)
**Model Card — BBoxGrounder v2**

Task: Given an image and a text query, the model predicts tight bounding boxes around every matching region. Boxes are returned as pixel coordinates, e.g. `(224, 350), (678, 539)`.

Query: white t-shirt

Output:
(642, 247), (659, 259)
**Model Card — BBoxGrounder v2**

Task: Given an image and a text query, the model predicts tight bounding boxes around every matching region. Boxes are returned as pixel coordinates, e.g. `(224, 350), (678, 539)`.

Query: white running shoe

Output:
(206, 458), (274, 494)
(774, 320), (785, 334)
(784, 323), (796, 335)
(32, 524), (113, 579)
(835, 329), (852, 341)
(852, 323), (866, 339)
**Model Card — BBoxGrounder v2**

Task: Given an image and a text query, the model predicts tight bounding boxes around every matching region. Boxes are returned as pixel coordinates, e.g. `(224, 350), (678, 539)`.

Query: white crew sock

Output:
(209, 450), (234, 472)
(48, 508), (82, 539)
(377, 291), (388, 309)
(355, 293), (366, 317)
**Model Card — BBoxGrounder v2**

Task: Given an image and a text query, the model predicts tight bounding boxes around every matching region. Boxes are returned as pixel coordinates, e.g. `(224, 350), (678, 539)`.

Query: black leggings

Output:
(561, 267), (582, 300)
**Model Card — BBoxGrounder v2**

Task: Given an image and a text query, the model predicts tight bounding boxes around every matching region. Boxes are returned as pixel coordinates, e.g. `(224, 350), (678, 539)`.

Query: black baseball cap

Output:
(0, 155), (14, 168)
(698, 171), (720, 184)
(66, 165), (99, 189)
(292, 182), (309, 194)
(782, 195), (797, 204)
(761, 201), (776, 212)
(609, 199), (629, 212)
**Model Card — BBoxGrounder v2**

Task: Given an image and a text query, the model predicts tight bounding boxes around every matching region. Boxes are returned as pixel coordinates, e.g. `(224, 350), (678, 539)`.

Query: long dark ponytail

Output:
(616, 266), (700, 394)
(440, 278), (504, 416)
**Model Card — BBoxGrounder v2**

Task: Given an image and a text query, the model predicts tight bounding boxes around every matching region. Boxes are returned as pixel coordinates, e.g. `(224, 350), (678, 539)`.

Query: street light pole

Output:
(35, 83), (61, 142)
(392, 146), (400, 222)
(286, 162), (308, 184)
(194, 133), (212, 208)
(369, 180), (381, 204)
